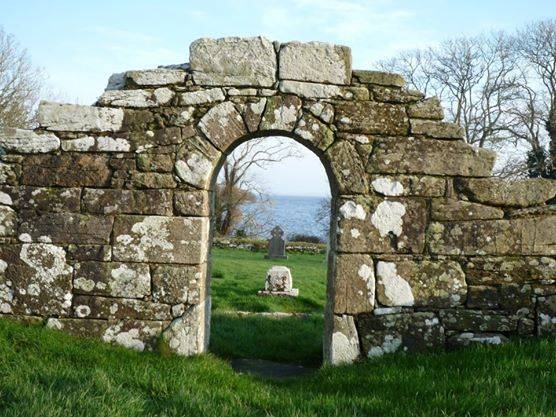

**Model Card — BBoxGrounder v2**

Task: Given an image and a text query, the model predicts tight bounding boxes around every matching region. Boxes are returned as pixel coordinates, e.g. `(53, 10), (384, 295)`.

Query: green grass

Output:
(0, 319), (554, 417)
(210, 247), (327, 313)
(209, 312), (323, 366)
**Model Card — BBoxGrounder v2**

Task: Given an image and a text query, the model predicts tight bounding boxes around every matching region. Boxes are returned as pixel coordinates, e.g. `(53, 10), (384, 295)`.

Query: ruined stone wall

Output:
(0, 37), (554, 364)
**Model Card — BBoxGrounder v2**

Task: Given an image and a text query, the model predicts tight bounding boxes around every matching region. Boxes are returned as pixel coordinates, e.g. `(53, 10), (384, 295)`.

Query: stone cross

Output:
(264, 225), (287, 259)
(258, 266), (299, 297)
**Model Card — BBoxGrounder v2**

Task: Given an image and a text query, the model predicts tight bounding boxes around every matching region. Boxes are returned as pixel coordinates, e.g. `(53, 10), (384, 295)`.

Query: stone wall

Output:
(0, 37), (554, 364)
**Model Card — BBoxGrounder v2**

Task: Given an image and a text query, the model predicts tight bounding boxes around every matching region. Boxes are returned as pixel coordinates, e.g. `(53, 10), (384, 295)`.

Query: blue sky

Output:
(2, 0), (554, 196)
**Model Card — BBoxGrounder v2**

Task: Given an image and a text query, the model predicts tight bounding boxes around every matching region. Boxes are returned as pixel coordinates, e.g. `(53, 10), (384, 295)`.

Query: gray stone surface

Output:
(98, 88), (174, 108)
(190, 37), (277, 87)
(38, 102), (124, 132)
(279, 42), (351, 85)
(0, 128), (60, 153)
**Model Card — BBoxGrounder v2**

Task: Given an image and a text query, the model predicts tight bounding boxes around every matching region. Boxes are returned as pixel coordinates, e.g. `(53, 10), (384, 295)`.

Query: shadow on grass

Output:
(209, 311), (323, 367)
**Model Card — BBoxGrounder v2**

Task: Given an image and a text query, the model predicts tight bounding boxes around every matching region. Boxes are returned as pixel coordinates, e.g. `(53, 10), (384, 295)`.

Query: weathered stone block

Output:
(306, 101), (334, 124)
(7, 186), (81, 213)
(38, 102), (124, 132)
(136, 154), (174, 173)
(198, 101), (247, 151)
(0, 128), (60, 153)
(82, 188), (173, 216)
(431, 199), (504, 221)
(333, 254), (374, 314)
(352, 70), (405, 88)
(112, 215), (209, 264)
(447, 332), (509, 347)
(279, 42), (351, 85)
(260, 95), (302, 131)
(370, 86), (423, 103)
(358, 312), (444, 356)
(368, 137), (496, 177)
(66, 245), (112, 262)
(174, 190), (210, 216)
(46, 318), (166, 351)
(294, 113), (334, 152)
(72, 295), (171, 321)
(190, 37), (277, 87)
(1, 243), (73, 316)
(464, 256), (556, 285)
(279, 80), (367, 100)
(0, 206), (16, 237)
(152, 263), (206, 305)
(327, 314), (360, 365)
(126, 68), (187, 86)
(410, 119), (464, 139)
(180, 88), (225, 105)
(370, 175), (446, 197)
(408, 97), (444, 120)
(239, 98), (266, 132)
(175, 135), (221, 190)
(335, 102), (408, 136)
(21, 154), (112, 187)
(98, 88), (174, 108)
(19, 213), (113, 244)
(73, 261), (151, 298)
(439, 309), (518, 332)
(456, 178), (556, 207)
(466, 286), (500, 309)
(376, 258), (466, 308)
(325, 141), (368, 194)
(160, 299), (209, 355)
(428, 217), (555, 256)
(129, 172), (177, 189)
(336, 196), (426, 254)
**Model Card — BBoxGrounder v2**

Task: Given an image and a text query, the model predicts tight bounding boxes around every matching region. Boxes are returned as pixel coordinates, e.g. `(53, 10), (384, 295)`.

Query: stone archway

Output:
(0, 37), (554, 365)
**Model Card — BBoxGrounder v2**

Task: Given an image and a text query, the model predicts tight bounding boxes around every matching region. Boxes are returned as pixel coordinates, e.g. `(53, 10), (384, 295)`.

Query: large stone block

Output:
(335, 102), (408, 136)
(37, 102), (124, 132)
(112, 215), (209, 264)
(160, 299), (210, 355)
(174, 190), (210, 216)
(180, 88), (225, 105)
(294, 113), (334, 152)
(333, 254), (374, 314)
(190, 37), (277, 87)
(19, 213), (113, 245)
(82, 188), (173, 216)
(439, 309), (518, 332)
(537, 294), (556, 335)
(407, 97), (444, 120)
(0, 206), (16, 237)
(198, 101), (247, 151)
(370, 175), (446, 197)
(46, 318), (166, 351)
(357, 312), (444, 357)
(352, 70), (405, 88)
(336, 196), (426, 254)
(0, 128), (60, 153)
(175, 135), (221, 190)
(368, 137), (496, 177)
(428, 217), (555, 256)
(72, 295), (171, 321)
(126, 68), (187, 86)
(6, 186), (81, 213)
(152, 263), (206, 305)
(1, 243), (73, 316)
(73, 261), (151, 298)
(325, 141), (368, 194)
(375, 258), (466, 308)
(21, 154), (112, 187)
(279, 41), (351, 85)
(455, 178), (556, 207)
(260, 95), (302, 131)
(431, 199), (504, 221)
(327, 314), (360, 365)
(279, 80), (367, 100)
(410, 119), (464, 139)
(98, 88), (174, 108)
(464, 256), (556, 285)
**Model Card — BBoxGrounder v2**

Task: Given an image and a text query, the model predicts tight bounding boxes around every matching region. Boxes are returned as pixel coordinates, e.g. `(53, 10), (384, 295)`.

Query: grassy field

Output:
(210, 247), (328, 313)
(209, 247), (327, 364)
(0, 319), (554, 417)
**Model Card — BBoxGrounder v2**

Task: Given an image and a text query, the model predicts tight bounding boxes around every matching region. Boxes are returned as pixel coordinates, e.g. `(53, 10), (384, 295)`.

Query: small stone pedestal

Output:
(258, 266), (298, 297)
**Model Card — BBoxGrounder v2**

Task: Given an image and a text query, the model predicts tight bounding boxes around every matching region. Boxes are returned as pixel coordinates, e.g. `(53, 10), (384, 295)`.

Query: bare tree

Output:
(0, 27), (42, 129)
(214, 137), (302, 236)
(516, 19), (556, 178)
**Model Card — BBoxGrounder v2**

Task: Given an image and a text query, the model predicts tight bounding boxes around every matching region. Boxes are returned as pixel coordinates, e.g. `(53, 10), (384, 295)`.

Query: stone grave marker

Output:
(258, 266), (299, 297)
(265, 225), (287, 259)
